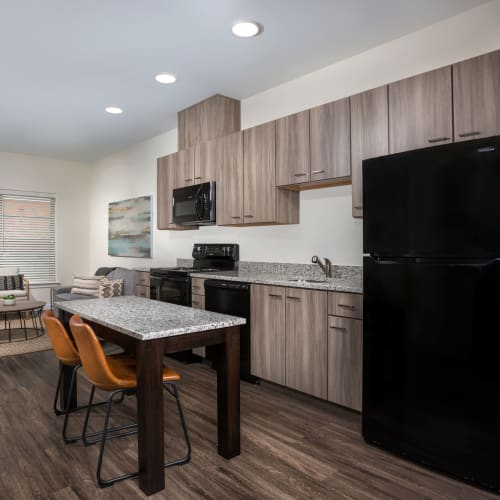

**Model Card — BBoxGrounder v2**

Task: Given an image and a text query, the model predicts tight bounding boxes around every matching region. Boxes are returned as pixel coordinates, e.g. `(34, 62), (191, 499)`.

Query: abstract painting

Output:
(108, 196), (152, 258)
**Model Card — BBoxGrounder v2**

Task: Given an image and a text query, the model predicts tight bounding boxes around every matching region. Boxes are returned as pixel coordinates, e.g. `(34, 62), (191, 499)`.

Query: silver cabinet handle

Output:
(311, 169), (325, 174)
(428, 137), (450, 144)
(194, 176), (202, 180)
(294, 173), (307, 177)
(244, 215), (254, 218)
(338, 304), (356, 310)
(458, 131), (481, 138)
(192, 285), (200, 289)
(287, 296), (301, 301)
(353, 205), (363, 209)
(185, 178), (193, 182)
(231, 216), (241, 219)
(192, 301), (200, 306)
(329, 326), (347, 332)
(269, 293), (282, 298)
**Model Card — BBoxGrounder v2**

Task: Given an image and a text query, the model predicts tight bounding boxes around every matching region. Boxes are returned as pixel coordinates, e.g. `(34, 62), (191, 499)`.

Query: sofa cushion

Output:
(106, 268), (135, 296)
(0, 267), (19, 276)
(71, 275), (104, 297)
(0, 289), (27, 298)
(56, 292), (95, 302)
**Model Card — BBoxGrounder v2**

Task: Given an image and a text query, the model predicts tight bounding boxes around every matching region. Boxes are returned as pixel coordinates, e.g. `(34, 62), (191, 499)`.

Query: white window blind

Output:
(0, 193), (56, 284)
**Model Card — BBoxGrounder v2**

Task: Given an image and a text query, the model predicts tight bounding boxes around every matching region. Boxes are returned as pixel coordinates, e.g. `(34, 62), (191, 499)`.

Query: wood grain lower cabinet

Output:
(285, 288), (327, 399)
(310, 97), (351, 182)
(276, 111), (310, 186)
(327, 315), (362, 411)
(135, 271), (150, 299)
(250, 285), (286, 385)
(389, 66), (453, 154)
(350, 86), (389, 218)
(453, 49), (500, 142)
(216, 132), (244, 225)
(191, 281), (206, 357)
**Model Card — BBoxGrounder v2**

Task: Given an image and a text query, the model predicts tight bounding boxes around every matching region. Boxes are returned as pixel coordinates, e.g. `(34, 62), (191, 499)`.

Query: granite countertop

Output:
(55, 296), (246, 341)
(190, 270), (363, 294)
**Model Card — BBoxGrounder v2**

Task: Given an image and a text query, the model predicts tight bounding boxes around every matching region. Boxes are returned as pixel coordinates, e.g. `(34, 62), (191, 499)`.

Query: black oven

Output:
(150, 274), (191, 306)
(173, 181), (216, 226)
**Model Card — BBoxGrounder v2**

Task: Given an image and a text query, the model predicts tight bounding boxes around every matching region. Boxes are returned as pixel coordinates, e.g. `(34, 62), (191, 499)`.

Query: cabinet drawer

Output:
(191, 294), (205, 309)
(135, 284), (150, 299)
(135, 271), (150, 286)
(328, 292), (363, 319)
(327, 315), (362, 411)
(191, 278), (205, 296)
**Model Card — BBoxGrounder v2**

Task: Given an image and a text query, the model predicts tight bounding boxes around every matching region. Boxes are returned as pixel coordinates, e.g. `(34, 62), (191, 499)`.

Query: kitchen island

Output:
(56, 296), (245, 496)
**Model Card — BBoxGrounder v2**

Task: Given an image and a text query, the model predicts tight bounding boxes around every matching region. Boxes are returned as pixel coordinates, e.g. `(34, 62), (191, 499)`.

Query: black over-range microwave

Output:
(173, 181), (216, 226)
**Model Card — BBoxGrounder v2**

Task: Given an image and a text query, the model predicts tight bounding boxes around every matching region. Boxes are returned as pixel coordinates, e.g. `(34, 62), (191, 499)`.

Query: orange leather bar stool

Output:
(69, 315), (191, 488)
(42, 310), (130, 444)
(42, 310), (91, 443)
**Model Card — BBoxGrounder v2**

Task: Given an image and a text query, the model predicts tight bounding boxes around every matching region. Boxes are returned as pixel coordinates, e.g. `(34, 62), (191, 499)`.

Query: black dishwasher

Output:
(204, 280), (257, 383)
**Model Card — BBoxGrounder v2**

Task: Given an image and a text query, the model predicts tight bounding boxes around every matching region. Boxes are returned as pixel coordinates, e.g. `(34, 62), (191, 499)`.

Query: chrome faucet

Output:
(312, 256), (332, 278)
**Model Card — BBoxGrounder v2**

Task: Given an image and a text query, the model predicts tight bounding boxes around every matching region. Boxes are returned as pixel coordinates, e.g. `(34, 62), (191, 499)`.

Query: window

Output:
(0, 193), (56, 284)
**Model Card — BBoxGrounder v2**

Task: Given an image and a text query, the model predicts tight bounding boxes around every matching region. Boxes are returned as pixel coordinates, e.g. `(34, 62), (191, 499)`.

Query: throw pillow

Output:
(0, 274), (23, 291)
(71, 275), (104, 297)
(98, 278), (124, 298)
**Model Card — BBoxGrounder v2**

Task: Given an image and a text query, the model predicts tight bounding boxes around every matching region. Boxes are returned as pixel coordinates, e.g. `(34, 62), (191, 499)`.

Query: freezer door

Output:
(363, 135), (500, 257)
(363, 256), (500, 491)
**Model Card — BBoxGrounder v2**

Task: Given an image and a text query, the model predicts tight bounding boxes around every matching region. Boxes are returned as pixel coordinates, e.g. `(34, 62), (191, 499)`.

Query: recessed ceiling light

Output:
(105, 106), (123, 114)
(232, 20), (262, 38)
(155, 73), (177, 84)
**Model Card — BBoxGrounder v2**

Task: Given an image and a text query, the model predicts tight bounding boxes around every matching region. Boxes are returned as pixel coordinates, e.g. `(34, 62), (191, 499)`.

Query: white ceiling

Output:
(0, 0), (488, 161)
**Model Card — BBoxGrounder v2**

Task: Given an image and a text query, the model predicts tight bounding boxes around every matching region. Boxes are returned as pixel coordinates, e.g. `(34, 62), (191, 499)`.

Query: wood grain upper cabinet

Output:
(453, 50), (500, 142)
(350, 86), (389, 218)
(389, 66), (453, 154)
(276, 111), (310, 186)
(175, 148), (195, 188)
(310, 98), (351, 182)
(216, 132), (244, 225)
(178, 94), (240, 150)
(198, 140), (217, 183)
(243, 122), (276, 224)
(285, 288), (327, 399)
(250, 285), (286, 385)
(157, 153), (198, 231)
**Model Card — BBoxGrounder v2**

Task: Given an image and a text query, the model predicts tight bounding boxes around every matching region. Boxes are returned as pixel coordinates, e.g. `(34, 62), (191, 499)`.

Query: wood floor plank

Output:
(0, 349), (496, 500)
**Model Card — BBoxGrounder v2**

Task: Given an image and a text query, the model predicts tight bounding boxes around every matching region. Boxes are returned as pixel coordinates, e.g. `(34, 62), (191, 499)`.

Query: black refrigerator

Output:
(362, 135), (500, 493)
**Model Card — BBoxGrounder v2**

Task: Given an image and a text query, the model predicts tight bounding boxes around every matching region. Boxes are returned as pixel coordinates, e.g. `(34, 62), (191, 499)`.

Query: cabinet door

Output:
(350, 86), (389, 218)
(453, 50), (500, 142)
(327, 316), (362, 411)
(310, 98), (351, 182)
(285, 288), (327, 398)
(198, 140), (217, 183)
(243, 122), (276, 224)
(175, 148), (195, 188)
(276, 111), (310, 186)
(157, 154), (177, 229)
(389, 66), (452, 154)
(216, 132), (244, 225)
(250, 285), (286, 384)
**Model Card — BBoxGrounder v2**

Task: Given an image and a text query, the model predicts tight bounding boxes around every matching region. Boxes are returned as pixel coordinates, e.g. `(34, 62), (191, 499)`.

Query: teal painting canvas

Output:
(108, 196), (152, 258)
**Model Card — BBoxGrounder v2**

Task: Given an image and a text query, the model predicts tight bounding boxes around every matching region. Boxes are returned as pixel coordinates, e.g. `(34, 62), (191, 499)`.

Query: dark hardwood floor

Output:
(0, 349), (496, 500)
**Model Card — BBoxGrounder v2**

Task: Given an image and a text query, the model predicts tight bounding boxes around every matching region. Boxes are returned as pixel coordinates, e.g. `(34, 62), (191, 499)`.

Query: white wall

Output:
(88, 1), (500, 272)
(0, 152), (90, 302)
